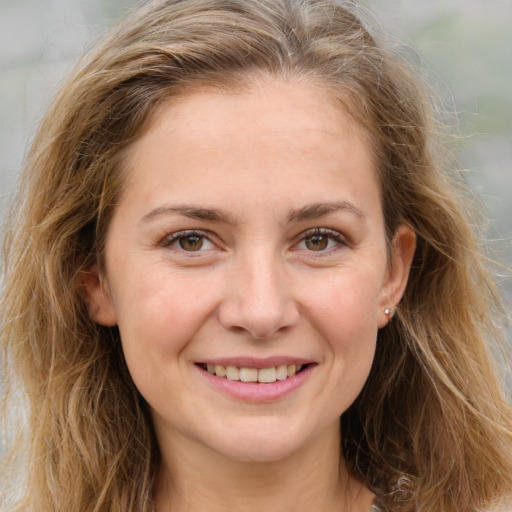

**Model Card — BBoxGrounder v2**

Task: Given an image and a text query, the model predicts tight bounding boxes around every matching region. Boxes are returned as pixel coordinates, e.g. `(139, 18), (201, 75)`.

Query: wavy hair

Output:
(1, 0), (511, 510)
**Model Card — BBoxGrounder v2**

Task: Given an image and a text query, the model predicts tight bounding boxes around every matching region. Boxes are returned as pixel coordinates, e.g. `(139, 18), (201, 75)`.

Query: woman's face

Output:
(85, 80), (414, 463)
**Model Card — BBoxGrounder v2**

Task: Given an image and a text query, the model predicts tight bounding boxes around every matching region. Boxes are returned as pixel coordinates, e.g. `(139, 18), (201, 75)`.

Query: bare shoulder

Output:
(369, 496), (512, 512)
(486, 496), (512, 511)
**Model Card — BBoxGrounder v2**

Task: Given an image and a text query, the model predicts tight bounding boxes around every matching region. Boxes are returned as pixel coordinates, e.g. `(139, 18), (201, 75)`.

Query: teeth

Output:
(207, 363), (306, 383)
(225, 366), (239, 381)
(258, 367), (276, 383)
(239, 367), (258, 382)
(276, 364), (288, 381)
(215, 365), (226, 378)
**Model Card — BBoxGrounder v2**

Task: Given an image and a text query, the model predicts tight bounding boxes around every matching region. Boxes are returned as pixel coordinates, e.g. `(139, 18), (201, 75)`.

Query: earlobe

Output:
(378, 224), (416, 328)
(80, 263), (118, 327)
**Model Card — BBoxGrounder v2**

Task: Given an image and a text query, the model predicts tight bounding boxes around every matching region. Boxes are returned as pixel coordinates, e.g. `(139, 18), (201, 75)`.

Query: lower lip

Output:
(197, 365), (315, 402)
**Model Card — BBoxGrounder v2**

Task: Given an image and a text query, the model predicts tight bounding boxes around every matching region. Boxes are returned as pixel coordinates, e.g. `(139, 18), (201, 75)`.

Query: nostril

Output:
(216, 284), (300, 339)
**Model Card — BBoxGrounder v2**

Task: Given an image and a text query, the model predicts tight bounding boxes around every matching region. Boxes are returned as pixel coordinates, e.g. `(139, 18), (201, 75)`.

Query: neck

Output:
(153, 424), (374, 512)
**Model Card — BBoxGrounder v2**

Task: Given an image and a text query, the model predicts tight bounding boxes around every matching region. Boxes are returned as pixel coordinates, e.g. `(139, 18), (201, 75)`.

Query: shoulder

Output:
(369, 496), (512, 512)
(485, 496), (512, 511)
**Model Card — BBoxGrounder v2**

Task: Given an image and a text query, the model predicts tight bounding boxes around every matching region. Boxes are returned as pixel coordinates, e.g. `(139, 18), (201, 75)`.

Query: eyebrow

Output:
(139, 200), (365, 226)
(287, 201), (366, 223)
(139, 204), (236, 225)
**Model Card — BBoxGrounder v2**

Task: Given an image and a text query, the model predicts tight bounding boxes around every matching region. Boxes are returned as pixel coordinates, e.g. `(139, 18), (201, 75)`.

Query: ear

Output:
(377, 224), (416, 328)
(80, 263), (118, 327)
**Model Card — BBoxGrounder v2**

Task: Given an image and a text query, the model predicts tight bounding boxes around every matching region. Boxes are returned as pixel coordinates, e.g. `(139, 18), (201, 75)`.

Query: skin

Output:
(84, 79), (415, 512)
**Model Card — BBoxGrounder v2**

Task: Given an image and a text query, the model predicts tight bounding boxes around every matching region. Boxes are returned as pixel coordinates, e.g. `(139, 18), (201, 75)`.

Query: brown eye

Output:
(165, 230), (215, 252)
(178, 235), (204, 251)
(304, 234), (329, 251)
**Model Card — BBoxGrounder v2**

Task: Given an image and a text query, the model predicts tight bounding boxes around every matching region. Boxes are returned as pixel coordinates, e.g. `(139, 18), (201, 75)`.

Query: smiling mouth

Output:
(196, 363), (309, 383)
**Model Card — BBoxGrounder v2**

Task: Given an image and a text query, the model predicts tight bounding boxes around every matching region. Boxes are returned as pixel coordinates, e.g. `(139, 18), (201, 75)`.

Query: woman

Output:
(1, 0), (511, 510)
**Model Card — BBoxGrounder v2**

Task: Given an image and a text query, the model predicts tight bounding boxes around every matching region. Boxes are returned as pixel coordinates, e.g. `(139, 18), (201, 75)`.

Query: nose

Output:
(217, 252), (300, 340)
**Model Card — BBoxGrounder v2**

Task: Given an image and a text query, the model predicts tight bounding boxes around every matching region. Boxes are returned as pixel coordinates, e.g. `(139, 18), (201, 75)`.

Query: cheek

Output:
(113, 271), (222, 368)
(299, 268), (381, 391)
(112, 273), (224, 415)
(301, 266), (383, 339)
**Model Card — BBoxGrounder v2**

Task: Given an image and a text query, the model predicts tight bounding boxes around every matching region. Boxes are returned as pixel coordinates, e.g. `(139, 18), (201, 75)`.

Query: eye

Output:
(295, 228), (346, 252)
(304, 233), (330, 251)
(163, 231), (215, 252)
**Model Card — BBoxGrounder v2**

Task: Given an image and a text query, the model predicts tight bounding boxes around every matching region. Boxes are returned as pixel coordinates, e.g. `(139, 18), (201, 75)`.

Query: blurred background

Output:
(1, 0), (511, 305)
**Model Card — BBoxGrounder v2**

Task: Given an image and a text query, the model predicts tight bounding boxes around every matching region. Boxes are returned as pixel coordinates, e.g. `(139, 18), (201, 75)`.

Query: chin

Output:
(204, 418), (321, 463)
(214, 439), (301, 463)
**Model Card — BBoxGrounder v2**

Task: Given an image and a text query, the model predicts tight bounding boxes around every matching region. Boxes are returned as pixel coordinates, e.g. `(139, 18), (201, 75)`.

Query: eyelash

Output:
(293, 228), (348, 254)
(161, 230), (215, 253)
(161, 228), (347, 254)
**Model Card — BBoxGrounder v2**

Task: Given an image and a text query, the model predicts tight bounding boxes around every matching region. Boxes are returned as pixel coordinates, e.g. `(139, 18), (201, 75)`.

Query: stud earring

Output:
(384, 308), (394, 318)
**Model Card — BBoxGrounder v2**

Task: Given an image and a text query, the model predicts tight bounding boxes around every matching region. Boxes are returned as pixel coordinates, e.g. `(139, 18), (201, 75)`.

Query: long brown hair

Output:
(1, 0), (511, 510)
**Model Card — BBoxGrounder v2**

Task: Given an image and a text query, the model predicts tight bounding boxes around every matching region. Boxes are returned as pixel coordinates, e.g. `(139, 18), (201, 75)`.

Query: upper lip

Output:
(196, 356), (314, 368)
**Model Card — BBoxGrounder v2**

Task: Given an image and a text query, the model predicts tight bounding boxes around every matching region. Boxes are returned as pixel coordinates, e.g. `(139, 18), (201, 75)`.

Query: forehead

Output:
(126, 79), (373, 164)
(118, 79), (381, 221)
